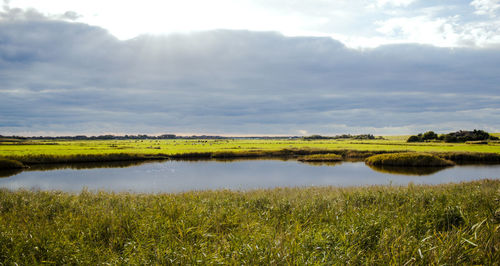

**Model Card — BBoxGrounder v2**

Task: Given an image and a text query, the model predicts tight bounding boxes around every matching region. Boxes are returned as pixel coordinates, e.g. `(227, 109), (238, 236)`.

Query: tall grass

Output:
(298, 153), (343, 162)
(366, 153), (455, 167)
(0, 180), (498, 264)
(434, 152), (500, 164)
(2, 138), (500, 159)
(4, 153), (169, 165)
(2, 138), (500, 169)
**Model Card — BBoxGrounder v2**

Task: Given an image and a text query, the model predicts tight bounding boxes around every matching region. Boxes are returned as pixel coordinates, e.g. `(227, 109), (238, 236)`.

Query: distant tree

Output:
(303, 135), (329, 140)
(438, 129), (497, 143)
(407, 135), (421, 142)
(422, 131), (438, 140)
(352, 134), (375, 140)
(159, 134), (176, 139)
(444, 134), (457, 142)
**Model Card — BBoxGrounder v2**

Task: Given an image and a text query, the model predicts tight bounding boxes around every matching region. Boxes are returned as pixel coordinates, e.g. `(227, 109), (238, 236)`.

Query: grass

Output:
(298, 153), (343, 162)
(0, 180), (498, 264)
(1, 138), (500, 168)
(434, 151), (500, 164)
(365, 153), (455, 167)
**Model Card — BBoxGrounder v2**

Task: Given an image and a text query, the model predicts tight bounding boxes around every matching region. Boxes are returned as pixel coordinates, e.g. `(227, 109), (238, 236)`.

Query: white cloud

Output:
(376, 0), (417, 7)
(297, 130), (309, 136)
(471, 0), (500, 17)
(1, 12), (499, 135)
(374, 15), (462, 47)
(373, 13), (500, 48)
(3, 0), (500, 48)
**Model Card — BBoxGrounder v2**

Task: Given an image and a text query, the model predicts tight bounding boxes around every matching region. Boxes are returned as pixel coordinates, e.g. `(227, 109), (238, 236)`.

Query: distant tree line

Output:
(303, 134), (380, 140)
(407, 130), (499, 143)
(0, 134), (302, 140)
(0, 134), (178, 140)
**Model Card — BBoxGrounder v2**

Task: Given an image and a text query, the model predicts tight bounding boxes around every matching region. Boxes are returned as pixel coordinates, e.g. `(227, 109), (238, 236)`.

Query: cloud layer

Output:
(6, 0), (500, 49)
(1, 8), (499, 135)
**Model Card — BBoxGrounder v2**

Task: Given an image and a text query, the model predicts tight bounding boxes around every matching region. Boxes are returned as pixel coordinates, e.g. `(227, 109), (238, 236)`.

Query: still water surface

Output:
(0, 160), (498, 193)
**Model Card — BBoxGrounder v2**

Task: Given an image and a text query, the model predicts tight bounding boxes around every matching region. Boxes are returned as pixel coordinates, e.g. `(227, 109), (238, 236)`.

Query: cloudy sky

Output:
(1, 0), (499, 136)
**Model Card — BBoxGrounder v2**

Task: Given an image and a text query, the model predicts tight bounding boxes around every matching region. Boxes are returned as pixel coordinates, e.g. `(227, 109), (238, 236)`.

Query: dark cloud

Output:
(60, 11), (80, 21)
(0, 9), (499, 135)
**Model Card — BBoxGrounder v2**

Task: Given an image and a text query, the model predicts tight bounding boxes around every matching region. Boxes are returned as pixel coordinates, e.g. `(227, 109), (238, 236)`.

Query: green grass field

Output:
(0, 180), (498, 264)
(1, 138), (499, 263)
(1, 138), (499, 167)
(1, 138), (500, 158)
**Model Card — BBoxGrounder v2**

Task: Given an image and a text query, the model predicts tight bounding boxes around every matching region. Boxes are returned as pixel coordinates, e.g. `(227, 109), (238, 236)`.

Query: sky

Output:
(1, 0), (499, 136)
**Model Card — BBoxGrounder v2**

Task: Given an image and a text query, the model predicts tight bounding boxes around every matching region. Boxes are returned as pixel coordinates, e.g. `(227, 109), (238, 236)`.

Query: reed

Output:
(1, 138), (500, 168)
(0, 180), (498, 264)
(298, 153), (343, 162)
(434, 152), (500, 164)
(365, 152), (455, 167)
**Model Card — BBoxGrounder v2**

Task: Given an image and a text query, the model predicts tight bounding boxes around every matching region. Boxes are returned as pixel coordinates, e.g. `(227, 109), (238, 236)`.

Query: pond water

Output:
(0, 159), (499, 193)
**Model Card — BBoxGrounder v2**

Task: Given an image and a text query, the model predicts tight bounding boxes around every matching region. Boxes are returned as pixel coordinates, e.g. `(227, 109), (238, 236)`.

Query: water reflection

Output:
(0, 169), (22, 178)
(298, 161), (342, 167)
(367, 164), (449, 176)
(0, 160), (498, 193)
(171, 157), (296, 162)
(27, 160), (165, 171)
(0, 158), (297, 178)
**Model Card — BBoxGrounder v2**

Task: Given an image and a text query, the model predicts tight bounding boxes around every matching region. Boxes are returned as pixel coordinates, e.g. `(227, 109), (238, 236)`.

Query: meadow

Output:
(1, 138), (499, 263)
(1, 138), (500, 167)
(0, 136), (500, 265)
(0, 179), (498, 264)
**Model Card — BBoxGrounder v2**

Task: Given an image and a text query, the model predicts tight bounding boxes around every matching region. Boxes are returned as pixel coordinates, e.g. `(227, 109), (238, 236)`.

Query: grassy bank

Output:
(434, 151), (500, 164)
(298, 153), (343, 162)
(0, 180), (498, 264)
(2, 138), (500, 158)
(1, 138), (500, 168)
(2, 150), (500, 170)
(0, 148), (398, 169)
(0, 159), (26, 169)
(366, 153), (455, 167)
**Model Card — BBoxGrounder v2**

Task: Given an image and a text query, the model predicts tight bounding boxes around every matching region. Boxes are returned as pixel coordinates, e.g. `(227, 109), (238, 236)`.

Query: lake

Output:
(0, 159), (499, 193)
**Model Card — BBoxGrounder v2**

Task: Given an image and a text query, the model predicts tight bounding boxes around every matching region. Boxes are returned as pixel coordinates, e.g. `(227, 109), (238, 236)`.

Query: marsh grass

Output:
(1, 138), (500, 168)
(298, 153), (343, 162)
(366, 153), (455, 167)
(434, 152), (500, 164)
(4, 153), (169, 166)
(1, 148), (403, 168)
(0, 180), (498, 264)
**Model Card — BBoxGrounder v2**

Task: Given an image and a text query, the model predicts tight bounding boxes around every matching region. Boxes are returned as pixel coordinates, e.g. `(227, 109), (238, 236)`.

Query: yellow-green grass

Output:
(366, 153), (455, 167)
(0, 180), (498, 264)
(1, 138), (500, 156)
(380, 135), (412, 141)
(298, 153), (343, 162)
(1, 138), (500, 166)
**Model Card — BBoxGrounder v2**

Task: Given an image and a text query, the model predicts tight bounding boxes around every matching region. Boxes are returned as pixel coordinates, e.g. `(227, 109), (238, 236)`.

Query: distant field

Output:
(1, 138), (499, 168)
(1, 138), (500, 158)
(380, 135), (412, 141)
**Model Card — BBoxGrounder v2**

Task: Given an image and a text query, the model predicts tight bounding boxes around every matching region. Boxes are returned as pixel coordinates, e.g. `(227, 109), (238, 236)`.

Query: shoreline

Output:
(2, 149), (500, 170)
